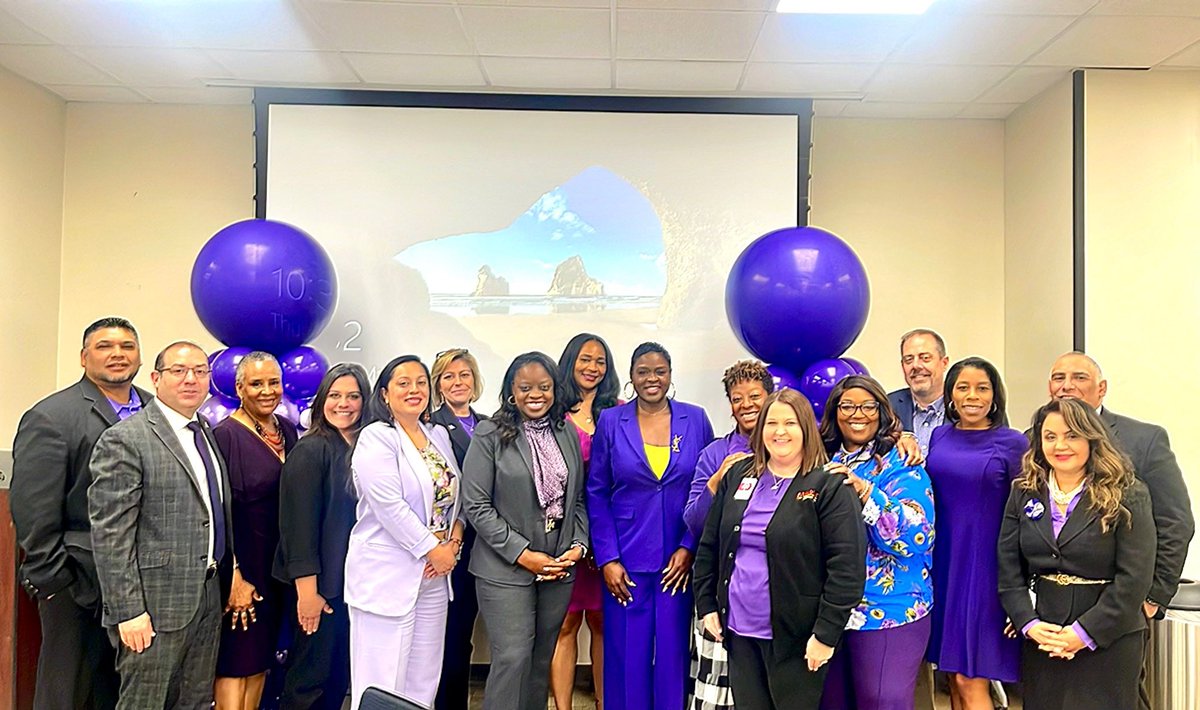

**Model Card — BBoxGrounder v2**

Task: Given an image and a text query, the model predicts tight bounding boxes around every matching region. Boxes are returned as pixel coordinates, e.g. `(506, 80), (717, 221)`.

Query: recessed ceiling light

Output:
(776, 0), (937, 14)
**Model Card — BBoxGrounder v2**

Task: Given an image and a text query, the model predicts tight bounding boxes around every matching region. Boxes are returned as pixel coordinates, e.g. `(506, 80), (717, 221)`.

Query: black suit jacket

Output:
(887, 388), (916, 431)
(998, 480), (1155, 648)
(694, 458), (865, 650)
(430, 405), (487, 469)
(1101, 408), (1195, 606)
(11, 376), (153, 604)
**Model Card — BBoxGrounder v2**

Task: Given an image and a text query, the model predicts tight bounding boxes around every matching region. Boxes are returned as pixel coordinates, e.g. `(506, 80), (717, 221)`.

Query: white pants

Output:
(349, 577), (450, 710)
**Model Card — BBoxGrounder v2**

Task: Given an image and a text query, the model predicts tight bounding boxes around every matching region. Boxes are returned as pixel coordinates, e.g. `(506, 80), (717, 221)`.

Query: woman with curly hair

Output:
(817, 375), (935, 710)
(997, 397), (1154, 709)
(462, 351), (589, 710)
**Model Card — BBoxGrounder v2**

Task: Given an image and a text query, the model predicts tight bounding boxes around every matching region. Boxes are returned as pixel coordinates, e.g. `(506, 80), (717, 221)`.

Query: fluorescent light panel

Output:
(776, 0), (936, 14)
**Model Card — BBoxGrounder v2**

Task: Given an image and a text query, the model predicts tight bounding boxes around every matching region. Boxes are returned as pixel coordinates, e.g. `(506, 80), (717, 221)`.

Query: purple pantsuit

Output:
(588, 400), (714, 710)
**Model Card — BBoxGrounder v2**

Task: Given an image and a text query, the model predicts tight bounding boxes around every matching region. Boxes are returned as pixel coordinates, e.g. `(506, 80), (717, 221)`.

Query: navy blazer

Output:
(587, 400), (714, 573)
(888, 388), (916, 431)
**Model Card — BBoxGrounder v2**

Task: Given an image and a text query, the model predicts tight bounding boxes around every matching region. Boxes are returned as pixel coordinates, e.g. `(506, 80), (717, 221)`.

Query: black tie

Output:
(186, 421), (226, 564)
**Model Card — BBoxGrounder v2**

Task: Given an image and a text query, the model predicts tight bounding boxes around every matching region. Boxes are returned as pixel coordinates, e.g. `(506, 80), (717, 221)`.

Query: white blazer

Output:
(344, 420), (462, 617)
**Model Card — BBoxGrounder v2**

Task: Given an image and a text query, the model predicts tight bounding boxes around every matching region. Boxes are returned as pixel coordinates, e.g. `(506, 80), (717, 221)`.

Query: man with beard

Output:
(888, 329), (949, 456)
(11, 317), (148, 710)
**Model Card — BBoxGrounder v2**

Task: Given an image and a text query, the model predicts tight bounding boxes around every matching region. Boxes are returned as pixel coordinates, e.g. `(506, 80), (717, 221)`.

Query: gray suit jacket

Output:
(88, 400), (235, 631)
(462, 418), (587, 586)
(1102, 408), (1195, 606)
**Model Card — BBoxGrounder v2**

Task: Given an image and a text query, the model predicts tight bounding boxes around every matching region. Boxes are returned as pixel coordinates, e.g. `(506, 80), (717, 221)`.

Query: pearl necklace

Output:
(1048, 473), (1084, 506)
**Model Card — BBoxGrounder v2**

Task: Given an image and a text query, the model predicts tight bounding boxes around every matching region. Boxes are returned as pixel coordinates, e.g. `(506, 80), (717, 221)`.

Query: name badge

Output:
(733, 477), (757, 500)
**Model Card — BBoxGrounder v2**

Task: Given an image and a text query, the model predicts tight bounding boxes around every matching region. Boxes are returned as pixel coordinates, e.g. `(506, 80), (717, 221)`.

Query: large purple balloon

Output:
(766, 363), (803, 393)
(207, 348), (225, 396)
(198, 393), (238, 426)
(799, 358), (859, 421)
(726, 227), (870, 372)
(275, 395), (301, 425)
(280, 346), (329, 401)
(191, 219), (338, 352)
(210, 346), (251, 399)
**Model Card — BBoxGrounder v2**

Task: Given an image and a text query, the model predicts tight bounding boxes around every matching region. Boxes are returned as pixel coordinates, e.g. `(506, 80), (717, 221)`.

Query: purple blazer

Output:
(587, 400), (714, 573)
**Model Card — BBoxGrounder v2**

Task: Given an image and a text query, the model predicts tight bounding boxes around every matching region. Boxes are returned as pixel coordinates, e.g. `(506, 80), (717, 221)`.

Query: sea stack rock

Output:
(473, 265), (510, 296)
(547, 255), (604, 297)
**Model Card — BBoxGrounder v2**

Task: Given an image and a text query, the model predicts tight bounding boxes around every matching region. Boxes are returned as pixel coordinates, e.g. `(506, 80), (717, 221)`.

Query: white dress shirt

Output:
(155, 400), (222, 565)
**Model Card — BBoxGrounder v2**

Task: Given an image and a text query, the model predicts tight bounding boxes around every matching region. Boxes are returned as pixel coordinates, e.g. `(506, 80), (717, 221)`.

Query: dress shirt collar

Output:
(154, 398), (201, 431)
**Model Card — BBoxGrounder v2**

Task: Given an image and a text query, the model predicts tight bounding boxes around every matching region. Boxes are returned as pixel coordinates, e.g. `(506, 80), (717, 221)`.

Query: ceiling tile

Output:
(742, 62), (876, 94)
(1, 1), (178, 46)
(753, 14), (919, 63)
(45, 84), (147, 103)
(206, 50), (359, 84)
(155, 3), (328, 51)
(1031, 15), (1200, 67)
(138, 86), (254, 105)
(0, 44), (113, 85)
(617, 9), (763, 61)
(1162, 40), (1200, 67)
(70, 47), (228, 88)
(928, 0), (1099, 14)
(893, 14), (1075, 65)
(812, 99), (849, 116)
(458, 0), (609, 6)
(617, 0), (772, 9)
(958, 102), (1021, 118)
(0, 6), (48, 44)
(343, 52), (485, 86)
(840, 101), (967, 118)
(864, 64), (1011, 102)
(616, 59), (743, 90)
(975, 65), (1070, 102)
(1090, 0), (1200, 16)
(462, 7), (610, 58)
(302, 2), (471, 54)
(484, 57), (609, 89)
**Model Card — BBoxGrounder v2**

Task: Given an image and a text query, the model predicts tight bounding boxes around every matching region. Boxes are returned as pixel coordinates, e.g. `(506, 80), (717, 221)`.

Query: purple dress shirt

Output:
(727, 474), (792, 640)
(684, 431), (751, 538)
(107, 388), (143, 421)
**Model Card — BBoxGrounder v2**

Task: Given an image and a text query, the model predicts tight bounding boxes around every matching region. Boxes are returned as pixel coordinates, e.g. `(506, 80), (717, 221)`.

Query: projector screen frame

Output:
(252, 88), (813, 227)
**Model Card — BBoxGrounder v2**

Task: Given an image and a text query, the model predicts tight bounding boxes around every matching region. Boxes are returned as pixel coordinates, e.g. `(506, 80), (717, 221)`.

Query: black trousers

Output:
(278, 596), (351, 710)
(1023, 630), (1143, 710)
(436, 526), (480, 710)
(726, 631), (830, 710)
(34, 592), (119, 710)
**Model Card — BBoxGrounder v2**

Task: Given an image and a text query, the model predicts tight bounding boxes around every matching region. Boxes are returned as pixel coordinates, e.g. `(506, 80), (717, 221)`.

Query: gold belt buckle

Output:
(1046, 573), (1071, 586)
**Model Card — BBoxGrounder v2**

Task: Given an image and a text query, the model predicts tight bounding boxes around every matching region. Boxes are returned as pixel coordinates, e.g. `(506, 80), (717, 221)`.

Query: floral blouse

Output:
(836, 444), (936, 631)
(421, 444), (456, 534)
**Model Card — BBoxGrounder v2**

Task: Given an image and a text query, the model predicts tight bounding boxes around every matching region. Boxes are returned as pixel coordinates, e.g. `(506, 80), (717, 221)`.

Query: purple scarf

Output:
(523, 416), (568, 522)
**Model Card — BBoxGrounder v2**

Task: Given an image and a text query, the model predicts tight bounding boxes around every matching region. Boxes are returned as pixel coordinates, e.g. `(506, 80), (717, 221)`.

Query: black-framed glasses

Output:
(837, 401), (880, 417)
(157, 365), (211, 379)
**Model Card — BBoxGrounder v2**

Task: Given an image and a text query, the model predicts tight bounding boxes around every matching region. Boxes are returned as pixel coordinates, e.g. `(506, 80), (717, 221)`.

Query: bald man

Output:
(1048, 351), (1194, 619)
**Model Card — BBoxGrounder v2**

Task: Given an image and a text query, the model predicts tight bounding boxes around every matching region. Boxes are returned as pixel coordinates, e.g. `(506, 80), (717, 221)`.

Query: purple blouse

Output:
(457, 413), (478, 438)
(684, 431), (751, 538)
(727, 475), (792, 640)
(1021, 484), (1095, 649)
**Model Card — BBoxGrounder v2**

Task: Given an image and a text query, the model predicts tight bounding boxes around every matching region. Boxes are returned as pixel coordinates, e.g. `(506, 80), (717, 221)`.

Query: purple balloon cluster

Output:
(726, 227), (872, 417)
(190, 219), (338, 428)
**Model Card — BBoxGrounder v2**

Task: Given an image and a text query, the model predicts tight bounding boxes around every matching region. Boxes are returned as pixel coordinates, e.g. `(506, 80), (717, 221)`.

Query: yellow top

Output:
(645, 444), (670, 480)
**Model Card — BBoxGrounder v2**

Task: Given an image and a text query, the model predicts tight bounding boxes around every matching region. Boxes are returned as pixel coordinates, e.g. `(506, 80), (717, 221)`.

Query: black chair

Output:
(358, 687), (430, 710)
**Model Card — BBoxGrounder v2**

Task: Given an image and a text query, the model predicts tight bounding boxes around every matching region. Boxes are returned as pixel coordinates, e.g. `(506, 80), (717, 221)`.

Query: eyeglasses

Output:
(837, 401), (880, 417)
(435, 348), (469, 360)
(157, 365), (211, 379)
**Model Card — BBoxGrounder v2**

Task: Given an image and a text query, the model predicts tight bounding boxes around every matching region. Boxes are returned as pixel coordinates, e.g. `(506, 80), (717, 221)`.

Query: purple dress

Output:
(925, 424), (1027, 682)
(567, 416), (603, 613)
(213, 417), (299, 677)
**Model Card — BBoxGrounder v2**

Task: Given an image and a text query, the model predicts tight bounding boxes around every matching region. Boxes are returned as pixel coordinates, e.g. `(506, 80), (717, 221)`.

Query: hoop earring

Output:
(622, 382), (634, 400)
(667, 383), (677, 400)
(990, 402), (998, 415)
(506, 395), (516, 406)
(946, 401), (956, 413)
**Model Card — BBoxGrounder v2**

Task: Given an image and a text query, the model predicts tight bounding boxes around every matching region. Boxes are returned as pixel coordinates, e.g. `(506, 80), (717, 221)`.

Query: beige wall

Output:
(57, 103), (255, 388)
(1084, 69), (1200, 578)
(1003, 78), (1074, 423)
(810, 117), (1007, 394)
(0, 67), (65, 446)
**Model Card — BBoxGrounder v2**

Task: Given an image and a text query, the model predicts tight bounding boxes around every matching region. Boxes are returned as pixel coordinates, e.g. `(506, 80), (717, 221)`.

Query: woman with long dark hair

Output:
(463, 352), (589, 710)
(550, 333), (620, 710)
(345, 356), (464, 709)
(275, 363), (371, 709)
(694, 388), (865, 709)
(817, 375), (935, 710)
(924, 357), (1027, 710)
(998, 398), (1154, 709)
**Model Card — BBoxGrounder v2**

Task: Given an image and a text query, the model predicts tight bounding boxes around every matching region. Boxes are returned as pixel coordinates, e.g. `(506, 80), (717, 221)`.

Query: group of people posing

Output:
(11, 321), (1194, 710)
